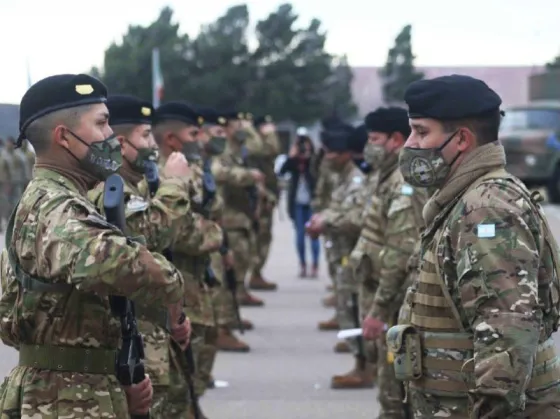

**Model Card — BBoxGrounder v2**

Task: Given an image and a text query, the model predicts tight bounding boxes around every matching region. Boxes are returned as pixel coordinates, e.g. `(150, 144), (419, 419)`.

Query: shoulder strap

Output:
(5, 203), (72, 293)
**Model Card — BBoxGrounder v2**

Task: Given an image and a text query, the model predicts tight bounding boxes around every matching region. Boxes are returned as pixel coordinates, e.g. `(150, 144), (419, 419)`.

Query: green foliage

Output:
(91, 4), (356, 123)
(379, 24), (424, 104)
(546, 54), (560, 71)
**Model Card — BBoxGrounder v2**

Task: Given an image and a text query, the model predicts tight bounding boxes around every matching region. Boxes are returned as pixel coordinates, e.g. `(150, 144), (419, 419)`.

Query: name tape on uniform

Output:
(477, 223), (496, 238)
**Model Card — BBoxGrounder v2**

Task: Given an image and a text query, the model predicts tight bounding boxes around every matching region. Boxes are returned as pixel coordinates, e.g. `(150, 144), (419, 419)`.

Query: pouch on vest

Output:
(386, 324), (422, 381)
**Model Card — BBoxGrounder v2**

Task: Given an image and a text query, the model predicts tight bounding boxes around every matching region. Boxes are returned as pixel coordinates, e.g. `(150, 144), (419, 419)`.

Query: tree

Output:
(546, 53), (560, 71)
(379, 24), (424, 105)
(92, 4), (356, 123)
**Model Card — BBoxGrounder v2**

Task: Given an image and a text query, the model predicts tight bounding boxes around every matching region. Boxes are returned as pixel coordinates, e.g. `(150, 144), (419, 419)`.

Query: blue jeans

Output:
(294, 203), (320, 266)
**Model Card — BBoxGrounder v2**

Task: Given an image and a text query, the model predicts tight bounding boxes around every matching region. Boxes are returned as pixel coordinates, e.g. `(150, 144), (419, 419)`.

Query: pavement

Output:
(1, 202), (560, 418)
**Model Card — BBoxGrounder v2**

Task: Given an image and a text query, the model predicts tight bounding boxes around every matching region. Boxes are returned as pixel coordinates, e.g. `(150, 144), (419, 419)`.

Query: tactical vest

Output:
(388, 168), (560, 397)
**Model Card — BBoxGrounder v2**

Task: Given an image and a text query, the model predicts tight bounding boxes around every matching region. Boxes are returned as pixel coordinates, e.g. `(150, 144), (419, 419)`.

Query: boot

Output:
(237, 290), (264, 307)
(249, 274), (277, 291)
(229, 318), (254, 331)
(331, 357), (376, 389)
(322, 294), (336, 308)
(318, 316), (339, 331)
(334, 340), (351, 353)
(299, 265), (307, 278)
(216, 327), (250, 352)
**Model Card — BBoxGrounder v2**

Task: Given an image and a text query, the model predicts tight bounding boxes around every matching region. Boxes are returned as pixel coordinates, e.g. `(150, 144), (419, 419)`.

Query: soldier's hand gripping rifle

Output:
(350, 292), (367, 370)
(103, 174), (150, 419)
(144, 161), (201, 419)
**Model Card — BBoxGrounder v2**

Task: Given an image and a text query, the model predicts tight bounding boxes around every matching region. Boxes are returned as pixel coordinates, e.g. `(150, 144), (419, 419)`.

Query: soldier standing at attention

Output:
(305, 123), (366, 389)
(248, 114), (281, 291)
(0, 74), (186, 418)
(88, 94), (195, 417)
(357, 107), (428, 417)
(385, 74), (560, 418)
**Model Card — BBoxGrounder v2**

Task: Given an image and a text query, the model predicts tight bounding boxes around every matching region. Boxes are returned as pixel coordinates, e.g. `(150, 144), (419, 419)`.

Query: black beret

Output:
(321, 123), (354, 152)
(321, 115), (344, 130)
(405, 74), (502, 120)
(154, 101), (200, 126)
(253, 115), (273, 127)
(221, 109), (244, 122)
(107, 95), (153, 126)
(365, 107), (410, 138)
(348, 124), (368, 153)
(197, 106), (228, 127)
(19, 73), (107, 137)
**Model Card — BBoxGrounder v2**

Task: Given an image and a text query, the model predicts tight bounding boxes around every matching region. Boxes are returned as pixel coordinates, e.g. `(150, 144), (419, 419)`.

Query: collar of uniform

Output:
(33, 167), (84, 195)
(119, 164), (144, 187)
(341, 159), (356, 179)
(378, 152), (399, 183)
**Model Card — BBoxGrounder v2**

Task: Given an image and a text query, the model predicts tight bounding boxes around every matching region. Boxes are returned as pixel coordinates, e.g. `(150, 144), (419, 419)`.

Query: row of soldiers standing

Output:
(0, 137), (36, 231)
(0, 73), (281, 418)
(307, 74), (560, 418)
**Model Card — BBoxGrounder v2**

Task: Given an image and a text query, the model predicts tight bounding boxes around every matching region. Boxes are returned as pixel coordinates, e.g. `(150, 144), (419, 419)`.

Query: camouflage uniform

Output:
(246, 124), (281, 289)
(390, 143), (560, 418)
(0, 167), (184, 418)
(89, 163), (200, 418)
(358, 157), (428, 417)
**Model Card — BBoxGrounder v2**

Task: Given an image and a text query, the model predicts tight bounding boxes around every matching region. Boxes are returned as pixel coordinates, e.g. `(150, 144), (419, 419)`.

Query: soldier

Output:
(0, 137), (11, 232)
(305, 123), (366, 389)
(151, 101), (224, 418)
(354, 107), (428, 414)
(385, 74), (560, 418)
(88, 94), (200, 417)
(212, 110), (267, 308)
(349, 124), (373, 175)
(248, 114), (281, 291)
(0, 74), (187, 418)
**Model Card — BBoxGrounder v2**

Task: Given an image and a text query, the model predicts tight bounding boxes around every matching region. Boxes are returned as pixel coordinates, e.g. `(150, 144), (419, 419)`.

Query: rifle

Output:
(350, 292), (367, 370)
(240, 145), (260, 233)
(144, 161), (201, 419)
(103, 174), (149, 419)
(224, 262), (244, 334)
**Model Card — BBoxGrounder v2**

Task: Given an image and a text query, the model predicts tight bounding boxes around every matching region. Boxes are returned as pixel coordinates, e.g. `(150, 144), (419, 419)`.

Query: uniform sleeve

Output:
(450, 204), (541, 417)
(173, 215), (223, 255)
(0, 250), (20, 348)
(243, 126), (265, 157)
(322, 177), (364, 235)
(35, 198), (185, 307)
(261, 132), (281, 157)
(212, 157), (257, 187)
(368, 190), (422, 323)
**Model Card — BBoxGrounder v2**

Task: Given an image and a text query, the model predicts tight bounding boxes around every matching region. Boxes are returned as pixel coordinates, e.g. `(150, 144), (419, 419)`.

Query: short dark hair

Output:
(441, 109), (502, 145)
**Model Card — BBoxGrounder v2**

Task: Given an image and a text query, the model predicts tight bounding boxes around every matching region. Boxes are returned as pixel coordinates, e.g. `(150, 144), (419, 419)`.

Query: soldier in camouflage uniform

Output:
(386, 74), (560, 418)
(0, 138), (12, 232)
(88, 95), (202, 418)
(212, 111), (267, 309)
(248, 114), (281, 291)
(0, 74), (187, 418)
(305, 123), (366, 389)
(354, 107), (428, 415)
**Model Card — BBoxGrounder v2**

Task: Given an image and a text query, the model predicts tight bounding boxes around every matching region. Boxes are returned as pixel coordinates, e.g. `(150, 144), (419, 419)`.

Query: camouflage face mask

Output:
(73, 133), (122, 181)
(182, 140), (202, 162)
(364, 142), (386, 167)
(398, 130), (460, 188)
(131, 147), (159, 173)
(205, 136), (227, 156)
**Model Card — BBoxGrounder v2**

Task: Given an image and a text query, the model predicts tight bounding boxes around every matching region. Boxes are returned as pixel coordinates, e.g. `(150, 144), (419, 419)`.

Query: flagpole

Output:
(152, 48), (161, 107)
(26, 58), (32, 88)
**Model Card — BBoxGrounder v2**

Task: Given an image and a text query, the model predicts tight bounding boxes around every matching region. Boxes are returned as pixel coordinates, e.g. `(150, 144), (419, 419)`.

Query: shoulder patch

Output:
(477, 223), (495, 238)
(126, 196), (149, 213)
(352, 176), (363, 184)
(401, 184), (414, 196)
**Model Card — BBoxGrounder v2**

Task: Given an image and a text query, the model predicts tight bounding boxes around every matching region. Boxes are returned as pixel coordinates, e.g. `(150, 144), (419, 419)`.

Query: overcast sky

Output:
(1, 0), (559, 103)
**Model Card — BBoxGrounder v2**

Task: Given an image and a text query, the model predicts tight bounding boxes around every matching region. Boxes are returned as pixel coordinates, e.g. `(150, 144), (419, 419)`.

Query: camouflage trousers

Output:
(335, 263), (360, 353)
(323, 237), (337, 289)
(191, 323), (218, 397)
(152, 339), (191, 418)
(251, 205), (274, 277)
(377, 310), (408, 419)
(0, 366), (129, 419)
(355, 257), (378, 363)
(210, 252), (237, 327)
(226, 228), (255, 295)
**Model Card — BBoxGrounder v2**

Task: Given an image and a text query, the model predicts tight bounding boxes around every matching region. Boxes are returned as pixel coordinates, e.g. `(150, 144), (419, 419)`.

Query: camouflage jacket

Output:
(320, 160), (365, 261)
(0, 168), (184, 350)
(311, 157), (336, 213)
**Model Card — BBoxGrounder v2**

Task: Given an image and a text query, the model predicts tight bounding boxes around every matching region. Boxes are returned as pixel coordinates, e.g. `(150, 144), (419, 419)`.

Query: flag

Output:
(152, 48), (164, 107)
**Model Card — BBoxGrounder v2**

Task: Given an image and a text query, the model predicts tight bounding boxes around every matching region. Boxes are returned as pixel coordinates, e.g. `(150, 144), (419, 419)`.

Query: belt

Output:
(19, 344), (116, 375)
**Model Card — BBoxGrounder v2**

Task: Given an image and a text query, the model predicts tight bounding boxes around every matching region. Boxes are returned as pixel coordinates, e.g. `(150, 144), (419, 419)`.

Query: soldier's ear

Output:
(53, 125), (70, 150)
(457, 128), (475, 151)
(116, 135), (126, 148)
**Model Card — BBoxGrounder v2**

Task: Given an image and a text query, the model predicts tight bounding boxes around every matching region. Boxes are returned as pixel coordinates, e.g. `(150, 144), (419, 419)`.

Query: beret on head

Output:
(222, 109), (244, 122)
(253, 115), (273, 127)
(321, 123), (354, 152)
(348, 124), (368, 153)
(107, 95), (153, 126)
(365, 107), (410, 138)
(321, 115), (345, 131)
(197, 106), (228, 127)
(405, 74), (502, 120)
(154, 101), (200, 126)
(19, 73), (107, 143)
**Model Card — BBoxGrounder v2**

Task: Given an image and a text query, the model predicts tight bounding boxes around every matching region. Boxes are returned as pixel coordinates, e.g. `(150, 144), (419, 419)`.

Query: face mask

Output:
(68, 130), (122, 180)
(398, 130), (460, 189)
(181, 140), (202, 162)
(233, 129), (248, 144)
(206, 136), (227, 156)
(126, 140), (159, 173)
(364, 142), (387, 168)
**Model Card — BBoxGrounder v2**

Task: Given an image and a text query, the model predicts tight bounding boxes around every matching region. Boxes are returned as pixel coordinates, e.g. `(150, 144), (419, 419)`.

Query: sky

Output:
(1, 0), (559, 104)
